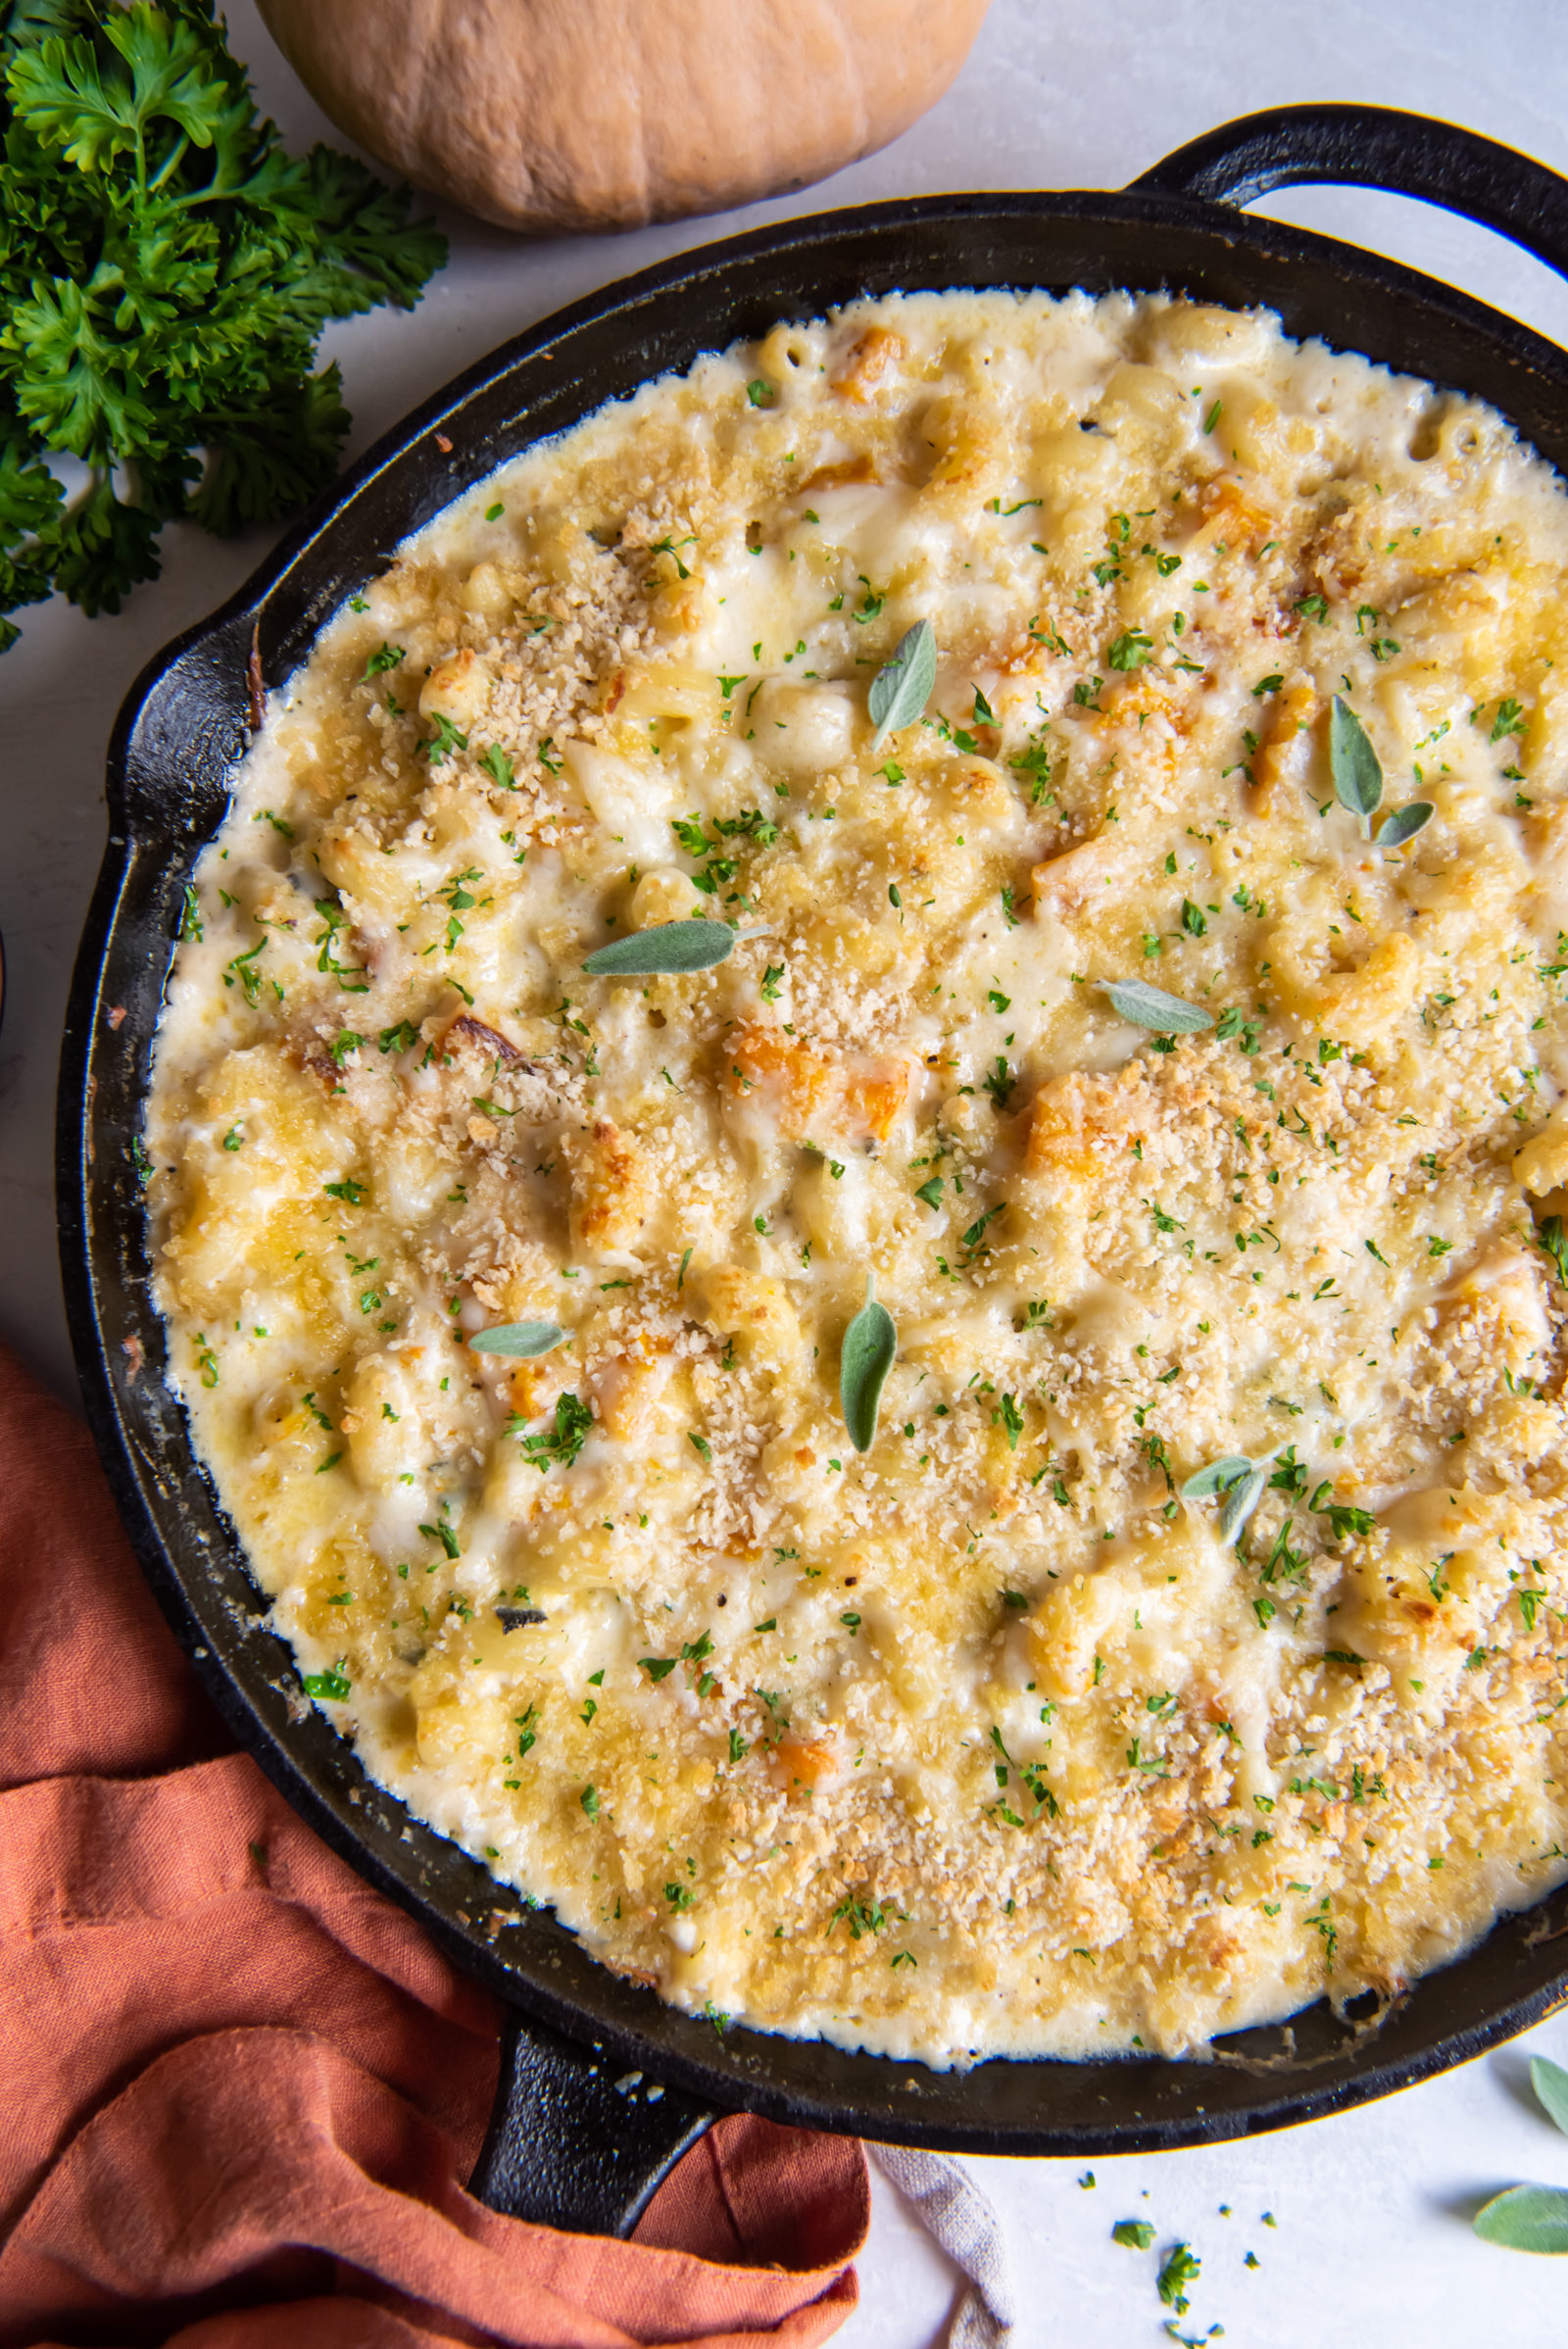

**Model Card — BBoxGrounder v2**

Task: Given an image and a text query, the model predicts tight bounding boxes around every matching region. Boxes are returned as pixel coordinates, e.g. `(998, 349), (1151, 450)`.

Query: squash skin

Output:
(256, 0), (991, 234)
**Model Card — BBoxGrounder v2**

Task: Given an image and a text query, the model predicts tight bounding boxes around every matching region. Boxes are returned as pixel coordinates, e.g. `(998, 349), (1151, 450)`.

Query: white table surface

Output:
(9, 2), (1568, 2338)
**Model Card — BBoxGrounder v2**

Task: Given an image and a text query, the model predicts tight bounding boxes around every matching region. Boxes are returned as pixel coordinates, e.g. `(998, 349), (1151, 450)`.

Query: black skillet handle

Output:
(467, 2005), (716, 2235)
(1135, 103), (1568, 283)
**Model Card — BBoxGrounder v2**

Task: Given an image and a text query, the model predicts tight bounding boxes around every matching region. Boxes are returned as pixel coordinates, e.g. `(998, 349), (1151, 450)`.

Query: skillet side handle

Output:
(1134, 103), (1568, 283)
(468, 2006), (717, 2236)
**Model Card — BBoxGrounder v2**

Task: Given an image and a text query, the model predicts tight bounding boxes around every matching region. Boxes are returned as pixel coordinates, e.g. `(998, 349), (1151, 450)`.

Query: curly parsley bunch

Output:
(0, 0), (446, 649)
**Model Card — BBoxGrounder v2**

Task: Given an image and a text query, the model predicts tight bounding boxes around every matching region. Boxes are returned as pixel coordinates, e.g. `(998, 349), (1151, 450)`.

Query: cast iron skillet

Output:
(58, 102), (1568, 2236)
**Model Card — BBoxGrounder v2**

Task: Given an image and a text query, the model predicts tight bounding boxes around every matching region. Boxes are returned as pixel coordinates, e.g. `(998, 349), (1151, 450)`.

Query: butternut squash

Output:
(257, 0), (990, 235)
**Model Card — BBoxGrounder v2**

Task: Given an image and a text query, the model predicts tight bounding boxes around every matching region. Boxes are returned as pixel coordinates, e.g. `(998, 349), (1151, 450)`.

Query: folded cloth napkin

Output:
(0, 1344), (869, 2348)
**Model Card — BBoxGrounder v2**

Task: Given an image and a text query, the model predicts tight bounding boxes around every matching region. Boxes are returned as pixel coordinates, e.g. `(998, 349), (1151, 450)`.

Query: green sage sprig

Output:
(1181, 1455), (1253, 1497)
(1474, 2056), (1568, 2251)
(1375, 801), (1433, 848)
(1330, 696), (1432, 844)
(1330, 695), (1383, 820)
(868, 619), (937, 753)
(469, 1321), (564, 1356)
(840, 1276), (896, 1452)
(1182, 1453), (1268, 1543)
(1102, 978), (1214, 1035)
(583, 919), (735, 976)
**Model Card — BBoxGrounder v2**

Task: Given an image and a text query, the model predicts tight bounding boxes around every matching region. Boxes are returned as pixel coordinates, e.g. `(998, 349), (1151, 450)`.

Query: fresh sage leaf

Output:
(1101, 978), (1215, 1035)
(840, 1276), (896, 1452)
(469, 1320), (564, 1357)
(1533, 2055), (1568, 2139)
(1330, 695), (1383, 820)
(583, 919), (734, 976)
(1217, 1461), (1269, 1544)
(868, 618), (938, 753)
(1182, 1455), (1253, 1500)
(1473, 2182), (1568, 2254)
(1374, 801), (1434, 849)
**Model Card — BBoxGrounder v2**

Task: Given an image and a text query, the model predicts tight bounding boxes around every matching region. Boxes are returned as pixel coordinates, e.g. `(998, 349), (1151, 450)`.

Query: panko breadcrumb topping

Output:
(149, 290), (1568, 2066)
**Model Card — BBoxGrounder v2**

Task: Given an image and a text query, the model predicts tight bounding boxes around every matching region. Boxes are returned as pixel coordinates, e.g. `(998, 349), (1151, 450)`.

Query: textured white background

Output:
(9, 4), (1568, 2340)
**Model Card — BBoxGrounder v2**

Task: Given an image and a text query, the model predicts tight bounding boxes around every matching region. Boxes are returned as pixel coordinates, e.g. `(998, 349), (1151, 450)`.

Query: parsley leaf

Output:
(513, 1391), (593, 1472)
(0, 0), (444, 647)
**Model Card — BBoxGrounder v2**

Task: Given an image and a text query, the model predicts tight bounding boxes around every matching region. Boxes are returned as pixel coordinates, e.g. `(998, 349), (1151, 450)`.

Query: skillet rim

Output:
(58, 176), (1568, 2155)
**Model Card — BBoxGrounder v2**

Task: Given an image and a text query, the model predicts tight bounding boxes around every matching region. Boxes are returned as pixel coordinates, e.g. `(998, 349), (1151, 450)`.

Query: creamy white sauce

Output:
(148, 290), (1568, 2066)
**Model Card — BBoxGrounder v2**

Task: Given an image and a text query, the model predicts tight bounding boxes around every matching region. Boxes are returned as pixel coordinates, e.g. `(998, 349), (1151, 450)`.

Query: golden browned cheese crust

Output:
(148, 291), (1568, 2066)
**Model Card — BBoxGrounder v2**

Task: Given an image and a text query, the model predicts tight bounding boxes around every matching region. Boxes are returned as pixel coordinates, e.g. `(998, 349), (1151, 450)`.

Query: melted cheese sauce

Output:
(149, 291), (1568, 2065)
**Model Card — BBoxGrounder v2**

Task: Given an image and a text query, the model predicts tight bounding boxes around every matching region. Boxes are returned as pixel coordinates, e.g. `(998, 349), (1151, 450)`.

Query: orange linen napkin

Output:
(0, 1344), (869, 2346)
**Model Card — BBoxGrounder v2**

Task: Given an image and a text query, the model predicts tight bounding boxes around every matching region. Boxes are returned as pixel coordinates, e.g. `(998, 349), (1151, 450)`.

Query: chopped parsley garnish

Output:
(960, 1203), (1005, 1251)
(983, 1055), (1015, 1111)
(303, 1665), (351, 1702)
(514, 1392), (593, 1472)
(1157, 2242), (1200, 2315)
(1214, 1005), (1262, 1052)
(422, 712), (468, 764)
(223, 937), (266, 1003)
(1538, 1214), (1568, 1288)
(650, 532), (697, 578)
(1106, 627), (1153, 670)
(827, 1892), (887, 1939)
(313, 900), (367, 991)
(714, 807), (779, 846)
(1112, 2220), (1155, 2250)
